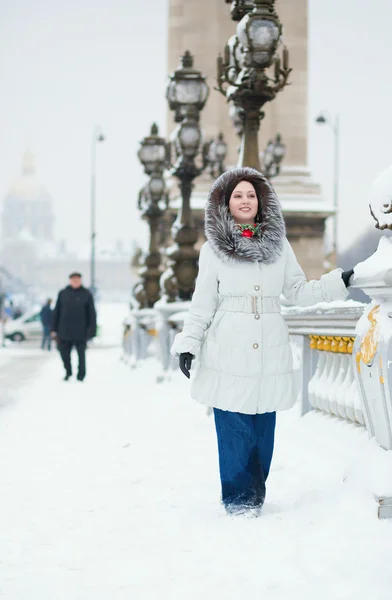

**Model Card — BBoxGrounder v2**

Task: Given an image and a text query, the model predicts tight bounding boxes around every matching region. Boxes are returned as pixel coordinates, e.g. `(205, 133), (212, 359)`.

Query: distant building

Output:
(35, 240), (138, 300)
(1, 235), (137, 300)
(2, 150), (54, 241)
(0, 151), (137, 300)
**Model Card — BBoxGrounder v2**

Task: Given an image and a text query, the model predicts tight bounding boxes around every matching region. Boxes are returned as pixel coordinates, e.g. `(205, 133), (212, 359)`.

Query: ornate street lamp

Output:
(135, 123), (170, 308)
(203, 132), (228, 179)
(162, 51), (210, 302)
(260, 133), (285, 179)
(90, 126), (105, 297)
(218, 0), (291, 170)
(137, 122), (170, 175)
(316, 111), (340, 258)
(166, 50), (209, 123)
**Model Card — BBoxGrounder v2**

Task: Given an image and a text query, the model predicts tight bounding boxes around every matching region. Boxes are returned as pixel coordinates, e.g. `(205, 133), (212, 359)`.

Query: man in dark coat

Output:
(51, 272), (97, 381)
(40, 298), (53, 350)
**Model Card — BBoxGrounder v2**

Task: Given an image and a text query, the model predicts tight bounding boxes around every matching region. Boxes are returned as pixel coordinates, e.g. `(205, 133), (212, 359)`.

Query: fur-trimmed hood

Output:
(205, 167), (286, 264)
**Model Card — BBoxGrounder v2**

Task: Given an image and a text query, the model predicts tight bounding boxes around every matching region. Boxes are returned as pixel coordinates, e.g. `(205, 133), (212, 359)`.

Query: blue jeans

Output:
(213, 409), (276, 513)
(42, 326), (51, 350)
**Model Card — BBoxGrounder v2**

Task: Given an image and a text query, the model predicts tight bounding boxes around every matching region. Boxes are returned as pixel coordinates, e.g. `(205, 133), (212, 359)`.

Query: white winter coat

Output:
(171, 168), (349, 414)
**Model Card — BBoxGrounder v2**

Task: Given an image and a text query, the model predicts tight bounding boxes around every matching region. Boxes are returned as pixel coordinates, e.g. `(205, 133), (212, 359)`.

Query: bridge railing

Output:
(282, 302), (365, 425)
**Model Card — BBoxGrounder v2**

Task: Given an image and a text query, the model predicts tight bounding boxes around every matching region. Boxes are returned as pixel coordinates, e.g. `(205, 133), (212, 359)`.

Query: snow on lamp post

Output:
(135, 123), (170, 308)
(224, 0), (254, 22)
(218, 0), (291, 170)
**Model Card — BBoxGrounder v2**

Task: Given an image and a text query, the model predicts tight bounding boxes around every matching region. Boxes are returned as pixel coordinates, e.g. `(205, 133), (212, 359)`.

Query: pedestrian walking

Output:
(51, 272), (97, 381)
(171, 167), (354, 516)
(40, 298), (53, 350)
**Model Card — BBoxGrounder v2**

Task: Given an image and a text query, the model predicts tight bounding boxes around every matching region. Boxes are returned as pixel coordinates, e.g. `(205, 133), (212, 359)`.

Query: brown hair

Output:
(224, 175), (264, 223)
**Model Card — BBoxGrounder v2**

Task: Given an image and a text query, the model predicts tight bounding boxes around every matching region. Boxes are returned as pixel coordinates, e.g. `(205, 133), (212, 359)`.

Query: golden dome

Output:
(5, 150), (52, 204)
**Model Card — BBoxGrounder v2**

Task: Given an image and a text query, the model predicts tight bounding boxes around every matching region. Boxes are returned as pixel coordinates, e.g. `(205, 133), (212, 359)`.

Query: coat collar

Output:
(205, 167), (286, 264)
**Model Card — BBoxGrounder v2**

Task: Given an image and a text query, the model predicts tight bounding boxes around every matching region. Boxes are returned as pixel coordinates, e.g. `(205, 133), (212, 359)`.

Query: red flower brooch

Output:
(238, 223), (259, 238)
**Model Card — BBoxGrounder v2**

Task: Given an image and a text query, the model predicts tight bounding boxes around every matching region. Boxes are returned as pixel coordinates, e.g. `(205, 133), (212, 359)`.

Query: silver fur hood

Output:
(205, 167), (286, 264)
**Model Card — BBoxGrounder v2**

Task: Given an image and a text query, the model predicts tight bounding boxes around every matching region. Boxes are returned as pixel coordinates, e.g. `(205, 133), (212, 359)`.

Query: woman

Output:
(171, 167), (354, 516)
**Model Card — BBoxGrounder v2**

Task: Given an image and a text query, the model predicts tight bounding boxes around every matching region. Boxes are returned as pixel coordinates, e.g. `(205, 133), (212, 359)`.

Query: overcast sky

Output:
(0, 0), (392, 255)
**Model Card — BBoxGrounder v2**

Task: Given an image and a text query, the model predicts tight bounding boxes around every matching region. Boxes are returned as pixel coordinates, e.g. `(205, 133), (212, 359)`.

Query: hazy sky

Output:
(0, 0), (392, 254)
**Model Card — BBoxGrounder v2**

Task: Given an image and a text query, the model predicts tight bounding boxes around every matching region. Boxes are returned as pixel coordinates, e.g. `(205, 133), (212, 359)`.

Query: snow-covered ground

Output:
(0, 306), (391, 599)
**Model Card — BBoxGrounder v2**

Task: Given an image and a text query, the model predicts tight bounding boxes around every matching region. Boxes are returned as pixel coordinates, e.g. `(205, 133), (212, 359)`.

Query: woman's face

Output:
(229, 180), (258, 224)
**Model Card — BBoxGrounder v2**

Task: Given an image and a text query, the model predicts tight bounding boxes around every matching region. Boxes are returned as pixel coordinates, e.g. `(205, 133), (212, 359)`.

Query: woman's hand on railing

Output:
(179, 352), (194, 379)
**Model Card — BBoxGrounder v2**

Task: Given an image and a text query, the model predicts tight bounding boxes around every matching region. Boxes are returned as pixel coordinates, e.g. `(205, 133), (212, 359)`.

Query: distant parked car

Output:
(4, 307), (42, 342)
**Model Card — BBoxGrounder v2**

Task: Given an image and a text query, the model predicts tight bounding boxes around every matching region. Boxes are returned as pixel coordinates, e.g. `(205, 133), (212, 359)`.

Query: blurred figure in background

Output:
(40, 298), (53, 350)
(13, 306), (23, 319)
(51, 272), (96, 381)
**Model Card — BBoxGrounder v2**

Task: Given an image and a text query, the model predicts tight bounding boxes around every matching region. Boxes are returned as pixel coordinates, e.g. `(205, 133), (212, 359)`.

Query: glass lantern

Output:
(138, 123), (168, 175)
(166, 51), (209, 122)
(148, 175), (165, 201)
(237, 1), (281, 69)
(214, 133), (228, 162)
(177, 120), (201, 159)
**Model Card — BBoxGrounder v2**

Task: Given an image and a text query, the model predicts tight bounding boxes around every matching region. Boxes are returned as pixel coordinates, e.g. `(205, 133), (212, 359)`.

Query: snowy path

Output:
(0, 346), (391, 599)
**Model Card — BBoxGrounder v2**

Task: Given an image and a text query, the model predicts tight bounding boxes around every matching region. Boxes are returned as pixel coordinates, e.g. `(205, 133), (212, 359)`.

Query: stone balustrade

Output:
(307, 335), (364, 425)
(121, 308), (158, 367)
(282, 301), (365, 420)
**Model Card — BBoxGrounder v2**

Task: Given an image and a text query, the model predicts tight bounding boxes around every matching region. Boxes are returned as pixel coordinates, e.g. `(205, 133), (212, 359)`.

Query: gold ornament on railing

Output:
(310, 335), (356, 354)
(355, 305), (380, 370)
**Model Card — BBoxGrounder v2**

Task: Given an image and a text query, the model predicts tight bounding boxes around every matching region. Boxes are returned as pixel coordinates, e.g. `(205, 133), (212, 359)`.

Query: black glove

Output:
(179, 352), (194, 379)
(341, 268), (354, 288)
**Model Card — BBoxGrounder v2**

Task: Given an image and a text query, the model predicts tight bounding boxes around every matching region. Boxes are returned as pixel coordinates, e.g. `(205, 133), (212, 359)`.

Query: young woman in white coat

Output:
(171, 167), (354, 516)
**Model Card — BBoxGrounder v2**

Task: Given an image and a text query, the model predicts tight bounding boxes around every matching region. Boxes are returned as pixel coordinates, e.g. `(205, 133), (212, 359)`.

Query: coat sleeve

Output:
(51, 293), (61, 332)
(86, 292), (97, 339)
(282, 238), (349, 307)
(170, 242), (219, 358)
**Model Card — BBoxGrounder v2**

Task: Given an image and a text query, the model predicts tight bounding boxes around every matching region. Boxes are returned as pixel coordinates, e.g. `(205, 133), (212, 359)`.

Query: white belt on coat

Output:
(218, 295), (281, 319)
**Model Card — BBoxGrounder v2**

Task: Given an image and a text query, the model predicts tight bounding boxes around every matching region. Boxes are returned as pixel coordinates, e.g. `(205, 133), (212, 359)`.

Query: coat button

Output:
(255, 314), (260, 320)
(254, 285), (260, 291)
(253, 343), (259, 349)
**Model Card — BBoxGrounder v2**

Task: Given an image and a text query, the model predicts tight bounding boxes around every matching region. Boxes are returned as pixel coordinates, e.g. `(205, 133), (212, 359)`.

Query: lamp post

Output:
(90, 126), (105, 297)
(260, 132), (286, 179)
(316, 112), (340, 258)
(218, 0), (291, 170)
(203, 132), (228, 179)
(163, 50), (210, 302)
(136, 123), (170, 308)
